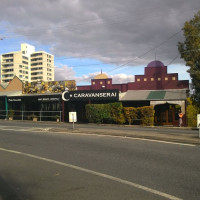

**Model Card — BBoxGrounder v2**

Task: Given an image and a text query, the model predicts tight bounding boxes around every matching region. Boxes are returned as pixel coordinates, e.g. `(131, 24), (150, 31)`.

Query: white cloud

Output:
(55, 65), (76, 81)
(110, 74), (135, 84)
(55, 66), (135, 84)
(0, 0), (199, 67)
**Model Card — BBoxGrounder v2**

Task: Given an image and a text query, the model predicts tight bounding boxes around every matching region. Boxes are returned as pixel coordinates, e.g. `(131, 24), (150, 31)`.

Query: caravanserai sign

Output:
(62, 90), (119, 101)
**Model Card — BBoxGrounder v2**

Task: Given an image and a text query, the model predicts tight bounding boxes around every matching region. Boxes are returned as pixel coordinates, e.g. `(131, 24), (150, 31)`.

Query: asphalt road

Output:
(0, 122), (200, 200)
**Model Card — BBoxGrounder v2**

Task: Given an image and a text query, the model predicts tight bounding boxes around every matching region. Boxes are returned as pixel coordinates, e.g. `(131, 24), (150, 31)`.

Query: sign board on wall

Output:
(23, 80), (76, 94)
(69, 112), (77, 122)
(62, 90), (119, 101)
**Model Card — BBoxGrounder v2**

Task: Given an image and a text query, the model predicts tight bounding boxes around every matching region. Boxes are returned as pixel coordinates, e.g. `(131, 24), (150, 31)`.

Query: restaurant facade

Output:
(0, 60), (189, 126)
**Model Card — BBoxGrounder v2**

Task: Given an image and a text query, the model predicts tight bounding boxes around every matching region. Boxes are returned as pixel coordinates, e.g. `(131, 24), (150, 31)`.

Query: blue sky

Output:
(0, 0), (197, 86)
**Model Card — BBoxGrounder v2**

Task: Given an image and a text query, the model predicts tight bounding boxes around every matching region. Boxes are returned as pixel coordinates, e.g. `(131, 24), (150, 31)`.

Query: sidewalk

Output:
(48, 123), (200, 145)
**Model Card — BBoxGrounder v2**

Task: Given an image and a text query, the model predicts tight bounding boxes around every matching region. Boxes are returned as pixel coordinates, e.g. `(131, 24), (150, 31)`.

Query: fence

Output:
(0, 110), (62, 122)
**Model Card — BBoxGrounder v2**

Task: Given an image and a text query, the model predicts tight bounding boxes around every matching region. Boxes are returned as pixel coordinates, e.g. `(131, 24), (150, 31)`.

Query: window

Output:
(22, 61), (28, 65)
(22, 56), (28, 60)
(172, 77), (176, 80)
(92, 82), (95, 85)
(137, 78), (140, 82)
(144, 78), (147, 81)
(107, 81), (110, 84)
(165, 77), (168, 81)
(151, 78), (154, 81)
(100, 81), (103, 85)
(158, 78), (161, 81)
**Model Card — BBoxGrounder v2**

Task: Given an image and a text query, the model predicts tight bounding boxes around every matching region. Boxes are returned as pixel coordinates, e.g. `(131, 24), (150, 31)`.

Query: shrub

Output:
(109, 102), (125, 124)
(85, 104), (110, 124)
(8, 109), (14, 118)
(124, 107), (137, 125)
(187, 97), (200, 127)
(124, 106), (154, 126)
(139, 106), (155, 126)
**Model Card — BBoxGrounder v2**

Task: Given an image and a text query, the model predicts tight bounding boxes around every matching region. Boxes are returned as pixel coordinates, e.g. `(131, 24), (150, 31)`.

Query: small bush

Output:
(139, 106), (155, 126)
(86, 104), (110, 124)
(109, 102), (125, 124)
(124, 107), (137, 125)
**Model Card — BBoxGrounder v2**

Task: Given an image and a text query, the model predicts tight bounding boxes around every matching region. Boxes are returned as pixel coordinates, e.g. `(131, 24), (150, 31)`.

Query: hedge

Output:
(86, 103), (154, 126)
(85, 104), (110, 124)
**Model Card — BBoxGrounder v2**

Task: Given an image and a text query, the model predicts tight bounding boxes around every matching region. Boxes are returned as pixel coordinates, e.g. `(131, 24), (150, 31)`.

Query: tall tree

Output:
(178, 11), (200, 106)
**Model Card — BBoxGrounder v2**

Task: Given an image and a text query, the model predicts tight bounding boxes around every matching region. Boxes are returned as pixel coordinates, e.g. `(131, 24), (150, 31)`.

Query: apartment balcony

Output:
(2, 70), (14, 74)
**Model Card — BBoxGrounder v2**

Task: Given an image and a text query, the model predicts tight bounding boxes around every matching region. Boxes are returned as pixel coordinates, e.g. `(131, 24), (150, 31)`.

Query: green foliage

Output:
(139, 106), (155, 126)
(85, 104), (110, 124)
(109, 102), (125, 124)
(178, 10), (200, 106)
(8, 109), (14, 117)
(124, 106), (154, 126)
(85, 103), (155, 126)
(124, 107), (137, 125)
(85, 103), (125, 124)
(186, 97), (200, 127)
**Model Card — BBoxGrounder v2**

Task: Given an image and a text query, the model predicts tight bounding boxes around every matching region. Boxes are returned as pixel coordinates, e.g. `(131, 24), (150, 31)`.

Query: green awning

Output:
(147, 91), (166, 100)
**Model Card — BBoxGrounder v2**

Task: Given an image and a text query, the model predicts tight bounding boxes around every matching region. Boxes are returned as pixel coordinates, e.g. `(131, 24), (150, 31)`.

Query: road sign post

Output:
(69, 112), (77, 130)
(197, 114), (200, 138)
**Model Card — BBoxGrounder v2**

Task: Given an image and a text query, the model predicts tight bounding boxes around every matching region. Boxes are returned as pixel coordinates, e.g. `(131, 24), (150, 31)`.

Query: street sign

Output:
(69, 112), (77, 130)
(197, 114), (200, 128)
(69, 112), (77, 123)
(197, 114), (200, 138)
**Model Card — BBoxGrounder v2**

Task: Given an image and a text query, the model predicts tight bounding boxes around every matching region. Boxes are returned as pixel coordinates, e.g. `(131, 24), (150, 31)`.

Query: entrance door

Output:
(154, 103), (178, 126)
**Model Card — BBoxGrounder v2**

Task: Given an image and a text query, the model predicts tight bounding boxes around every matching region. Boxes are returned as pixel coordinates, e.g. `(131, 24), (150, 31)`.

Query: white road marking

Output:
(0, 125), (196, 147)
(0, 147), (182, 200)
(55, 131), (197, 147)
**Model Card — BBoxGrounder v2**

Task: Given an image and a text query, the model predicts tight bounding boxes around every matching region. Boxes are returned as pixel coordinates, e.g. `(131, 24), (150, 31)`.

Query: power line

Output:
(107, 30), (182, 73)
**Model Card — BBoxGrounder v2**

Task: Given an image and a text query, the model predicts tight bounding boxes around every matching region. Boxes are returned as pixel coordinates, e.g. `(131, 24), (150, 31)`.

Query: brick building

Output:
(77, 60), (189, 126)
(0, 60), (189, 126)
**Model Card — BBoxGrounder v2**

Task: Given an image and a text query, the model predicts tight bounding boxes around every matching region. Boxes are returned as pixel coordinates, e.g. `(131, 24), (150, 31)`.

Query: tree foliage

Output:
(186, 97), (200, 127)
(178, 10), (200, 106)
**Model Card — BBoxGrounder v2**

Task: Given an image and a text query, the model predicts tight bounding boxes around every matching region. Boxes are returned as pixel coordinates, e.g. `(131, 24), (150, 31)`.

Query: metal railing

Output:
(0, 110), (62, 122)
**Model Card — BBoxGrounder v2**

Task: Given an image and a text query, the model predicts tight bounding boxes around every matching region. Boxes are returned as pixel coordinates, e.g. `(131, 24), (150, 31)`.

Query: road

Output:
(0, 121), (200, 200)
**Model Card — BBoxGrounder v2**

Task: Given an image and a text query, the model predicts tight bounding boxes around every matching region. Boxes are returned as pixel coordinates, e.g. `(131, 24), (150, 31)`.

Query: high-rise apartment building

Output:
(1, 43), (54, 83)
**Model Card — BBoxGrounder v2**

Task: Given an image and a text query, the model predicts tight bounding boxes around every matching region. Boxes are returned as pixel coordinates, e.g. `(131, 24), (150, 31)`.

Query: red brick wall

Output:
(77, 66), (189, 92)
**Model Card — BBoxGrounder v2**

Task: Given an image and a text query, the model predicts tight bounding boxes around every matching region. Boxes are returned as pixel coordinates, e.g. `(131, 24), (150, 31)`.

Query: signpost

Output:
(197, 114), (200, 138)
(69, 112), (77, 129)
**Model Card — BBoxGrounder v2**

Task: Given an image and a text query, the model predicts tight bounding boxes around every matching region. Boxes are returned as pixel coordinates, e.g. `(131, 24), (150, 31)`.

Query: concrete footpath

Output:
(48, 123), (200, 145)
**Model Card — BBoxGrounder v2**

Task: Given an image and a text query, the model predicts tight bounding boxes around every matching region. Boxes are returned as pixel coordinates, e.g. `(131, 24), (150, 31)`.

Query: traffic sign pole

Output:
(197, 114), (200, 138)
